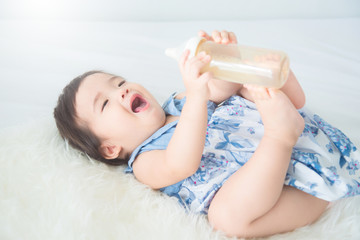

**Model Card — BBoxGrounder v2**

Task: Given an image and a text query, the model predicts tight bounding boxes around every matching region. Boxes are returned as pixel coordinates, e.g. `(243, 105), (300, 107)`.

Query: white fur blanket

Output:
(1, 118), (359, 240)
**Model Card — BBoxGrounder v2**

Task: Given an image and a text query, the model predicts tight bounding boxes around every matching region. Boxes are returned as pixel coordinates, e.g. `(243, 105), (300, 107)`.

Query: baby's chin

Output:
(148, 108), (167, 129)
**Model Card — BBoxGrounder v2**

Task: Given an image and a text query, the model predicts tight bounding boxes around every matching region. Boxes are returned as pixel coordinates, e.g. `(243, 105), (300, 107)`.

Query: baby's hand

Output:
(243, 85), (304, 147)
(198, 30), (237, 44)
(179, 49), (212, 100)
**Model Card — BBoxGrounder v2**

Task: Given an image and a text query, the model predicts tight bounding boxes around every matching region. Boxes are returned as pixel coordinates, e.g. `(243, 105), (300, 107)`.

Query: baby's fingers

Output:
(211, 30), (222, 43)
(179, 49), (190, 72)
(243, 84), (272, 100)
(220, 31), (231, 44)
(199, 30), (223, 43)
(200, 30), (237, 44)
(187, 52), (211, 74)
(217, 30), (236, 44)
(228, 31), (237, 44)
(198, 71), (213, 84)
(198, 30), (212, 40)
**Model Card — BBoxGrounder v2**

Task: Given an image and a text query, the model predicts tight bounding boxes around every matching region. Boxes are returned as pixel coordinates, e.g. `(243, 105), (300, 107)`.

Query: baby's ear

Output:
(100, 143), (122, 159)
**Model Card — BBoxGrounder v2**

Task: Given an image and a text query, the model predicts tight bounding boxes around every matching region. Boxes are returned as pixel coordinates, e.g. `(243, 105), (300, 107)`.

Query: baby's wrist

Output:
(263, 132), (298, 149)
(186, 92), (209, 104)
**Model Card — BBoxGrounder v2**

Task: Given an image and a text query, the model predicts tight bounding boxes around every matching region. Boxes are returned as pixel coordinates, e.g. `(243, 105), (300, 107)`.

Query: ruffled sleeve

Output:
(163, 93), (217, 121)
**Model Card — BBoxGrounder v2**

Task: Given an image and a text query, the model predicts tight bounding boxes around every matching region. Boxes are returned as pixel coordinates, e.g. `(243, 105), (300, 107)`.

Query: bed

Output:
(1, 10), (360, 240)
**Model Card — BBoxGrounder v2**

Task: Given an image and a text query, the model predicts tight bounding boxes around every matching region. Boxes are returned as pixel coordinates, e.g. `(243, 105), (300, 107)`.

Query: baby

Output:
(54, 30), (360, 238)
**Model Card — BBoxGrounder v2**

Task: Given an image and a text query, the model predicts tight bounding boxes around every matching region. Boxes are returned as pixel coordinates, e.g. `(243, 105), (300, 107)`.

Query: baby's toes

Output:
(266, 54), (280, 62)
(272, 54), (281, 61)
(244, 85), (271, 101)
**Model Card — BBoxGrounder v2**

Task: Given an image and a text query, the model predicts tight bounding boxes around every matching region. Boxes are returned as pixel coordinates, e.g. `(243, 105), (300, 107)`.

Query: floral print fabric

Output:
(126, 95), (360, 214)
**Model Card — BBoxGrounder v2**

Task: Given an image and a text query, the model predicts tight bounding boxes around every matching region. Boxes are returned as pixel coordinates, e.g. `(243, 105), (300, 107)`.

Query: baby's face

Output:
(75, 72), (166, 159)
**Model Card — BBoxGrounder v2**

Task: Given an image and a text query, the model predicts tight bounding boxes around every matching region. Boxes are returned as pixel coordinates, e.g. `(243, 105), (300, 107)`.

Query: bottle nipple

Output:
(165, 36), (206, 61)
(165, 47), (182, 61)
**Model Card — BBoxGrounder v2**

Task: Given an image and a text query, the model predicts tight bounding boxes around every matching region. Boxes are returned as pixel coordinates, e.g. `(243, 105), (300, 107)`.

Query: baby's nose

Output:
(121, 89), (129, 99)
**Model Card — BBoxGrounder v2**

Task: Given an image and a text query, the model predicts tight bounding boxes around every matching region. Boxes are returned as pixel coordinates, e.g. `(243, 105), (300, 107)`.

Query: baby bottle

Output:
(165, 37), (290, 88)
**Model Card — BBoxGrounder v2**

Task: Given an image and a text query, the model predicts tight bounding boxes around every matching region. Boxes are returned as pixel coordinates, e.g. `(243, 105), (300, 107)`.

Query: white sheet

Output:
(1, 18), (360, 239)
(1, 18), (359, 145)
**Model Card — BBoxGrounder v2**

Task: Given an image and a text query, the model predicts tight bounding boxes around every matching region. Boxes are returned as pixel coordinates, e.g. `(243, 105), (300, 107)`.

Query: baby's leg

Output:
(208, 87), (312, 237)
(209, 186), (328, 238)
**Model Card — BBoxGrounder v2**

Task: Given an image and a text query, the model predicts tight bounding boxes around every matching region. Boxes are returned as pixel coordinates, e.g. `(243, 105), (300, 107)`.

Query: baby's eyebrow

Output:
(107, 75), (118, 84)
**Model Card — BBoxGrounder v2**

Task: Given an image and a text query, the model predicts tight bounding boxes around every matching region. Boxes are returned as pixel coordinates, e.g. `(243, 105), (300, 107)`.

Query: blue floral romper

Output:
(125, 94), (360, 214)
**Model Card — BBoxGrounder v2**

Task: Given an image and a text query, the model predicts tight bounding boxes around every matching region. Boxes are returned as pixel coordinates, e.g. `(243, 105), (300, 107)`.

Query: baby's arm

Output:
(198, 30), (243, 104)
(132, 51), (211, 189)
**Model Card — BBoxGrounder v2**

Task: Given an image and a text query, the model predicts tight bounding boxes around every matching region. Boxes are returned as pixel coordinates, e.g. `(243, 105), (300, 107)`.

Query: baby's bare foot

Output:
(244, 85), (304, 146)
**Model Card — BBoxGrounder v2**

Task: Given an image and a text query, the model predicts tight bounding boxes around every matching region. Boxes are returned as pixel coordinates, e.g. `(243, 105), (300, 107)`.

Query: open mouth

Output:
(130, 94), (149, 113)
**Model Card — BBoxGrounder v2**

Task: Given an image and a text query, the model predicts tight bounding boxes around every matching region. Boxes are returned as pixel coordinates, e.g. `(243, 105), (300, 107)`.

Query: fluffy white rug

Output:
(1, 117), (359, 240)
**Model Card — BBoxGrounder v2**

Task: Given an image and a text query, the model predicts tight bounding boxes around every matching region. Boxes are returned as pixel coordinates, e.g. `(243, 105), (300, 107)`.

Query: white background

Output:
(0, 0), (359, 21)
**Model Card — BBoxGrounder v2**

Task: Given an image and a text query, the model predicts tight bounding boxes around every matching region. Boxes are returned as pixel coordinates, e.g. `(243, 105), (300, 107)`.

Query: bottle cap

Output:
(165, 36), (206, 61)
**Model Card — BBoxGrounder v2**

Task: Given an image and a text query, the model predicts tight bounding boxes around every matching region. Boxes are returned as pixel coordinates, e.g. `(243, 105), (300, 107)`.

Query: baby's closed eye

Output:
(118, 80), (126, 87)
(102, 100), (109, 111)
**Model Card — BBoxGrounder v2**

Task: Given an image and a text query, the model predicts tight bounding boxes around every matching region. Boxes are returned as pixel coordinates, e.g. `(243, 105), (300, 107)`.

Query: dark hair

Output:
(53, 70), (127, 166)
